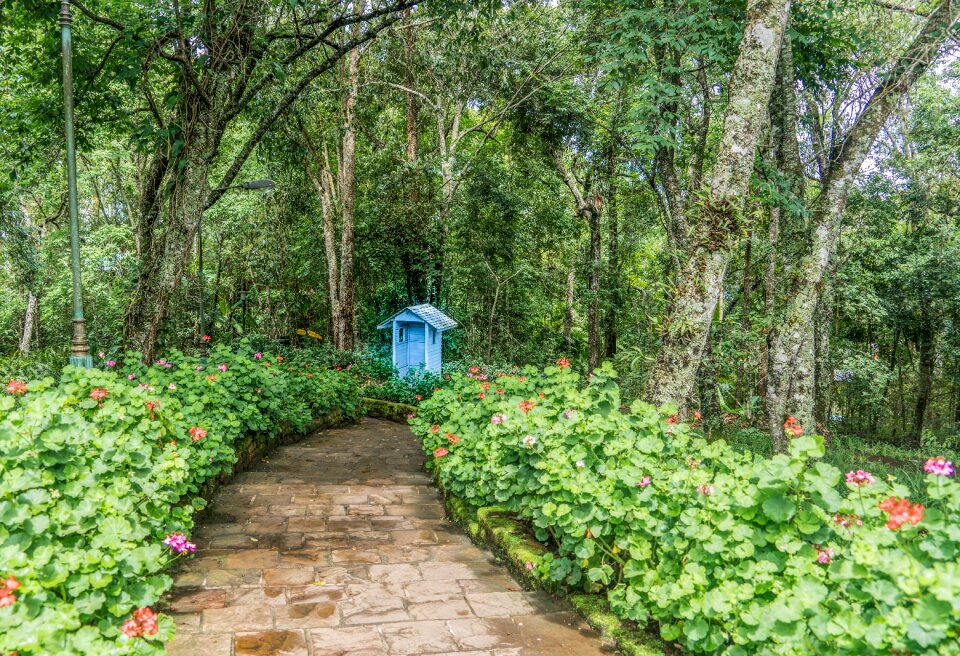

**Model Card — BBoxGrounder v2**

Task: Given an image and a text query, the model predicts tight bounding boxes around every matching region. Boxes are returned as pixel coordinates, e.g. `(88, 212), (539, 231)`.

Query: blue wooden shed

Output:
(377, 304), (458, 377)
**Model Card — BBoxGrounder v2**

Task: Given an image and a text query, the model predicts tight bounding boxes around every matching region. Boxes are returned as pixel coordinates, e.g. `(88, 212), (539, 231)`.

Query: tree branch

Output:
(70, 0), (125, 30)
(209, 9), (408, 209)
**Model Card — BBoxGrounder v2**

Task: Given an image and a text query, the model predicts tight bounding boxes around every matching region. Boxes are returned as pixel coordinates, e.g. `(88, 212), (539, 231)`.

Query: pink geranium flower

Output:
(816, 546), (833, 564)
(924, 457), (954, 477)
(845, 470), (875, 487)
(163, 532), (197, 554)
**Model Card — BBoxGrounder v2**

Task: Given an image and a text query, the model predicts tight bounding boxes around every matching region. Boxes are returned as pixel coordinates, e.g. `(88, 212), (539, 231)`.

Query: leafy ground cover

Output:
(410, 363), (960, 655)
(0, 342), (359, 655)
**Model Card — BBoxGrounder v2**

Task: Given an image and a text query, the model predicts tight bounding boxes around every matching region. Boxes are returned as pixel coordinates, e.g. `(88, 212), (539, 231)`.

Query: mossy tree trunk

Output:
(644, 0), (792, 410)
(766, 0), (960, 451)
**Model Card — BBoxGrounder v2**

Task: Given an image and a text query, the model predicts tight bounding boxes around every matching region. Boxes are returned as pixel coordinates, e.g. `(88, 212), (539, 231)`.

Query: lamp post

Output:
(61, 0), (92, 368)
(198, 179), (275, 356)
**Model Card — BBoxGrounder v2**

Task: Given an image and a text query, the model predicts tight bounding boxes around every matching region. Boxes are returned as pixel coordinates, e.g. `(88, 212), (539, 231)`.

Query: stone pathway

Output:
(166, 418), (611, 656)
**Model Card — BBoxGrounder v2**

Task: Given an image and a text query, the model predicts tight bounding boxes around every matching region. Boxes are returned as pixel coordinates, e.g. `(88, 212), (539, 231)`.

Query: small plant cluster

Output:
(270, 343), (444, 405)
(410, 362), (960, 656)
(0, 340), (360, 655)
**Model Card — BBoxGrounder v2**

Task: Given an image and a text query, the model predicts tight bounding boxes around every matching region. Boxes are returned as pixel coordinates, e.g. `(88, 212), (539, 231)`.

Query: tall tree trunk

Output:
(402, 6), (423, 306)
(911, 323), (935, 446)
(604, 172), (619, 360)
(124, 153), (212, 362)
(813, 268), (835, 433)
(556, 152), (605, 369)
(587, 204), (602, 372)
(303, 136), (341, 345)
(759, 205), (779, 398)
(564, 265), (575, 354)
(18, 204), (39, 356)
(644, 0), (791, 409)
(736, 232), (753, 403)
(19, 292), (37, 356)
(698, 332), (721, 431)
(336, 10), (360, 351)
(766, 0), (959, 451)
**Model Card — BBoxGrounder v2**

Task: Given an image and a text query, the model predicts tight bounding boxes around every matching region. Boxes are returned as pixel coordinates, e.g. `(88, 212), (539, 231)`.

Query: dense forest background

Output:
(2, 0), (959, 455)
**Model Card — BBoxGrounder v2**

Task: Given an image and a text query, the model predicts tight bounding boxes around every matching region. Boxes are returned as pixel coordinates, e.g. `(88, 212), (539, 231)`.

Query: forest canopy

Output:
(2, 0), (960, 455)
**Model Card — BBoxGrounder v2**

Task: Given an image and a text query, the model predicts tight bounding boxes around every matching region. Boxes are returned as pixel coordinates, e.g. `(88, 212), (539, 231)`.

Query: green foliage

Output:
(411, 364), (960, 655)
(0, 341), (359, 654)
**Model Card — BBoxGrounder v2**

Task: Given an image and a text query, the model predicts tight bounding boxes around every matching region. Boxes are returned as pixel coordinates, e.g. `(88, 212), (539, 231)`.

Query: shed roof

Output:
(376, 304), (458, 331)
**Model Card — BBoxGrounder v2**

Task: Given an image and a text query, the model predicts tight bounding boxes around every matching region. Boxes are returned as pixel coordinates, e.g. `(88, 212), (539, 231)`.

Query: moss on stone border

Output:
(363, 397), (417, 423)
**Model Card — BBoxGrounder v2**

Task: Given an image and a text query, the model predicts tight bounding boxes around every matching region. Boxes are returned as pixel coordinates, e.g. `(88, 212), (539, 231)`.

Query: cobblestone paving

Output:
(166, 418), (611, 656)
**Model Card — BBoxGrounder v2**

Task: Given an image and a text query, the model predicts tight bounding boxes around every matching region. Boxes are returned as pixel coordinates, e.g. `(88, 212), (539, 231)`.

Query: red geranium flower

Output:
(201, 335), (211, 342)
(434, 447), (448, 458)
(784, 416), (803, 436)
(556, 357), (570, 368)
(145, 400), (160, 420)
(189, 426), (207, 442)
(6, 379), (27, 396)
(878, 496), (924, 530)
(430, 425), (440, 433)
(120, 607), (159, 638)
(518, 400), (536, 414)
(90, 387), (109, 407)
(0, 575), (20, 608)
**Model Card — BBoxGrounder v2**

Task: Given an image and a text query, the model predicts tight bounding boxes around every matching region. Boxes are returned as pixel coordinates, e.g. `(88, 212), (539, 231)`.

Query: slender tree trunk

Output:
(813, 269), (835, 433)
(336, 11), (360, 351)
(303, 136), (342, 345)
(759, 206), (779, 398)
(736, 232), (753, 403)
(19, 292), (37, 356)
(402, 6), (423, 305)
(587, 205), (602, 372)
(698, 332), (721, 430)
(644, 0), (791, 409)
(604, 174), (619, 360)
(564, 265), (575, 354)
(912, 324), (935, 446)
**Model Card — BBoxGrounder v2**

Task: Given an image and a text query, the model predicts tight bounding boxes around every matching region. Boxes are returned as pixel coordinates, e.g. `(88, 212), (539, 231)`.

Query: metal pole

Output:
(61, 0), (92, 368)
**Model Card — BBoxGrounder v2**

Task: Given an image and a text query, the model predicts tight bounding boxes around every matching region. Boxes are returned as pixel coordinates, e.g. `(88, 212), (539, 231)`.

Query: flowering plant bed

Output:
(409, 361), (960, 656)
(0, 342), (360, 655)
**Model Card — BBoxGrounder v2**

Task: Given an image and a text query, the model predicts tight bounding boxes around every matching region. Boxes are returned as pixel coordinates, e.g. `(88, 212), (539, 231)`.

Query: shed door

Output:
(402, 323), (425, 376)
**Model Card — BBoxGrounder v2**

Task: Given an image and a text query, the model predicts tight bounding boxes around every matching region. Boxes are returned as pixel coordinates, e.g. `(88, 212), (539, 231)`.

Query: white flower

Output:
(523, 435), (536, 447)
(575, 460), (585, 469)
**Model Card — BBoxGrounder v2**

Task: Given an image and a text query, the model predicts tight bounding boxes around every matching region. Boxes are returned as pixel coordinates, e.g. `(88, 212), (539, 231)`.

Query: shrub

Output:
(410, 362), (960, 656)
(0, 341), (359, 655)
